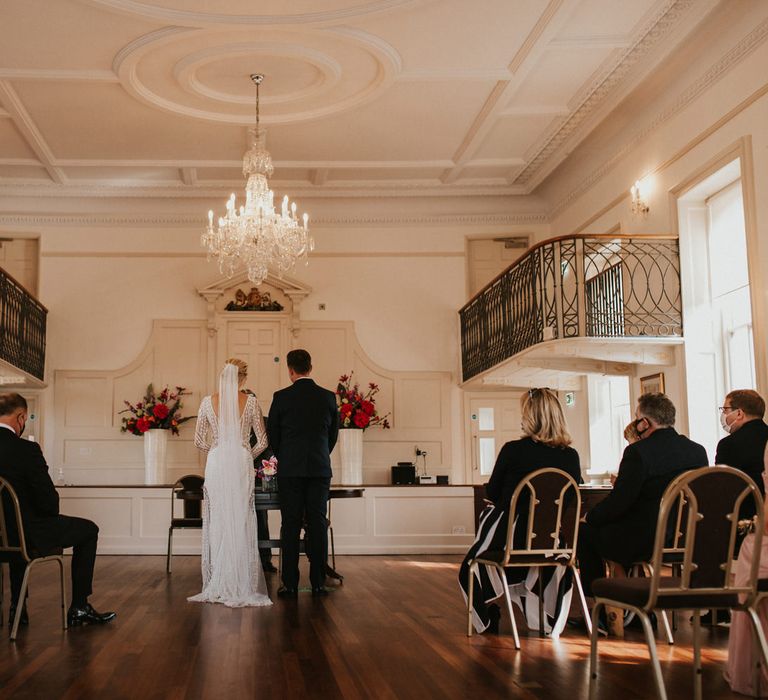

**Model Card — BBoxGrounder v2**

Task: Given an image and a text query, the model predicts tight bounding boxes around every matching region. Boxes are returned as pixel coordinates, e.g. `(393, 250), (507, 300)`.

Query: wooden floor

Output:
(0, 555), (749, 699)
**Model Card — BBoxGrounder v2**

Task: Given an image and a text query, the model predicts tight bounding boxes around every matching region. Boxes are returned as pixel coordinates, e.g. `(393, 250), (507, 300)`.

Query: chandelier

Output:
(202, 74), (313, 286)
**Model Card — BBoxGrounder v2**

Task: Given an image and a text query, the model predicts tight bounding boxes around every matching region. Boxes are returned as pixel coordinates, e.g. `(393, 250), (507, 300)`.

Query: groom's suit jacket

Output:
(0, 428), (60, 552)
(267, 378), (338, 478)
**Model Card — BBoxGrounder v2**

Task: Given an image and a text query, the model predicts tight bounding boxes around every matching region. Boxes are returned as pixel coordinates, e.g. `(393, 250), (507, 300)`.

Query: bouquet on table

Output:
(258, 455), (278, 492)
(119, 384), (193, 436)
(336, 372), (391, 430)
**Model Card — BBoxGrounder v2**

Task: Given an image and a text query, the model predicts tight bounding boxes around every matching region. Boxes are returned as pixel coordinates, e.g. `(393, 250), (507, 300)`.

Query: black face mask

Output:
(634, 417), (649, 437)
(17, 415), (25, 437)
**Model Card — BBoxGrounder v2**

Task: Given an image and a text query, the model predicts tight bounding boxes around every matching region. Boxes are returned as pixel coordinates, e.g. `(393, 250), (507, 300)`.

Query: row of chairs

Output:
(466, 465), (768, 700)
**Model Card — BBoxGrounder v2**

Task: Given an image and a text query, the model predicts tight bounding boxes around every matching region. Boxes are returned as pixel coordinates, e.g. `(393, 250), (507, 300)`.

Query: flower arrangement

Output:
(336, 372), (391, 430)
(119, 384), (193, 436)
(259, 455), (278, 479)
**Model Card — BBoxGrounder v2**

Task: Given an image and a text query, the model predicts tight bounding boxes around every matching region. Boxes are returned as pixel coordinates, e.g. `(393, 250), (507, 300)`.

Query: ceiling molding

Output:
(512, 0), (698, 187)
(82, 0), (425, 28)
(0, 179), (531, 198)
(0, 81), (66, 184)
(508, 0), (565, 74)
(0, 212), (549, 228)
(113, 25), (401, 125)
(0, 68), (118, 82)
(550, 15), (768, 219)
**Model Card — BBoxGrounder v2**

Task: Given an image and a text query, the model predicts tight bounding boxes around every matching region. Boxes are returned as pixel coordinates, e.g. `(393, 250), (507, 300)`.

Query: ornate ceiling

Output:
(0, 0), (725, 203)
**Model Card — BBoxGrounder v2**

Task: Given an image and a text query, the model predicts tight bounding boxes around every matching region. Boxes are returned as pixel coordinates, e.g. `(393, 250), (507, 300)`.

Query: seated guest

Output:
(0, 393), (115, 626)
(623, 420), (641, 445)
(716, 389), (768, 517)
(577, 392), (708, 597)
(725, 442), (768, 696)
(459, 388), (582, 634)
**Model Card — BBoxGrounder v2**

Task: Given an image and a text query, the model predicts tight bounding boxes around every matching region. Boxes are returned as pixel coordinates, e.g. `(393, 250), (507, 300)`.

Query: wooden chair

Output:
(0, 476), (67, 641)
(588, 466), (765, 700)
(603, 492), (689, 642)
(467, 467), (591, 648)
(166, 475), (204, 573)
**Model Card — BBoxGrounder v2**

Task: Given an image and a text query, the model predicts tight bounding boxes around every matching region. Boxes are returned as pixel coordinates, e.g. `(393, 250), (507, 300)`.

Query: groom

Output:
(267, 350), (338, 597)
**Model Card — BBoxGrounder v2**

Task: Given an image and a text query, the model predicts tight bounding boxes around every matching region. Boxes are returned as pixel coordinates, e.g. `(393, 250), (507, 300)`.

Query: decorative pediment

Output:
(197, 270), (312, 336)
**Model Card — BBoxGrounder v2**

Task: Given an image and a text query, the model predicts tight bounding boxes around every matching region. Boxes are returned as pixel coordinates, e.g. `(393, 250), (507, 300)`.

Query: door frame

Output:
(462, 390), (522, 484)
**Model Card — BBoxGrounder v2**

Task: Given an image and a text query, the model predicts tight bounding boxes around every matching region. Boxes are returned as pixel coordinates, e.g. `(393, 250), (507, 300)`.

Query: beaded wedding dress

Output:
(188, 364), (272, 607)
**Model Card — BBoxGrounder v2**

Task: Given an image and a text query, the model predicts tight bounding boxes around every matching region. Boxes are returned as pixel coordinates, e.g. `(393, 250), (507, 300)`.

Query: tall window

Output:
(707, 181), (755, 390)
(678, 159), (755, 459)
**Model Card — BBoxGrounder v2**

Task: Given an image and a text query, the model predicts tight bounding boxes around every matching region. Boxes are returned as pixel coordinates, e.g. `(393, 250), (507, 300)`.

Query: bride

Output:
(188, 359), (272, 607)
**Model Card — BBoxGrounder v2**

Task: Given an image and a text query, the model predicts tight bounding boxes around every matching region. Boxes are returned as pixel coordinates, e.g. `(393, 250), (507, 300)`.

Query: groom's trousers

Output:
(278, 476), (330, 589)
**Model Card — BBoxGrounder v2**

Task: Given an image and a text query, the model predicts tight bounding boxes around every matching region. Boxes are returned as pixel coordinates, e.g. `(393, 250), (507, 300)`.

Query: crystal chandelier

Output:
(202, 74), (313, 286)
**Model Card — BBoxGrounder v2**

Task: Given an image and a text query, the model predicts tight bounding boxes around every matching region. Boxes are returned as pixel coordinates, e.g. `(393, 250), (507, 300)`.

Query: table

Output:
(254, 487), (365, 582)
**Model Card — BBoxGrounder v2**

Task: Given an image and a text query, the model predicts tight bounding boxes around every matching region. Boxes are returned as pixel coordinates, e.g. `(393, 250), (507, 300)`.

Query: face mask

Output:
(634, 417), (649, 437)
(17, 416), (25, 437)
(720, 411), (733, 434)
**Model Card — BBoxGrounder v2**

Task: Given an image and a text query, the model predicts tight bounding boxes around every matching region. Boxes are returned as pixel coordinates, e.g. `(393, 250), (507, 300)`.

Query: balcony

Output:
(0, 266), (47, 385)
(459, 235), (683, 389)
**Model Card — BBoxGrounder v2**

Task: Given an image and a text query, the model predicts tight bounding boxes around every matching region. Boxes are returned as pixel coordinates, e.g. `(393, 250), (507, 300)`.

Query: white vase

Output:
(143, 428), (169, 485)
(338, 428), (363, 485)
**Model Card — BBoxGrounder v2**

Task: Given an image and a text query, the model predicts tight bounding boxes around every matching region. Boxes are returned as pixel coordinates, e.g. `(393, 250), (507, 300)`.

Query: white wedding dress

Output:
(188, 364), (272, 607)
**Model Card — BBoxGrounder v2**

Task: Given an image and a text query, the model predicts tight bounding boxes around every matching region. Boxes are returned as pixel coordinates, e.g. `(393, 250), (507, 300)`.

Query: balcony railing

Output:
(0, 267), (47, 381)
(459, 235), (682, 382)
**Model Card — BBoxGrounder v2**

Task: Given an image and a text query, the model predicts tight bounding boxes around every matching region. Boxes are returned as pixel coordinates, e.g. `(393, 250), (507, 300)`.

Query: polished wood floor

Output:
(0, 555), (749, 699)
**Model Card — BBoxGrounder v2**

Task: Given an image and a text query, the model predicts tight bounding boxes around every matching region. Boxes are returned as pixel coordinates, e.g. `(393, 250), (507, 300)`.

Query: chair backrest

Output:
(0, 476), (31, 562)
(500, 467), (581, 566)
(645, 465), (763, 608)
(171, 474), (204, 520)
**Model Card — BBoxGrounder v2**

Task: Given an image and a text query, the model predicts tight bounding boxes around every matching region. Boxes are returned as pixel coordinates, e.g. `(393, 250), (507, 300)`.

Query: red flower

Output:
(353, 412), (370, 429)
(340, 402), (354, 417)
(136, 417), (151, 433)
(153, 404), (170, 420)
(361, 400), (375, 416)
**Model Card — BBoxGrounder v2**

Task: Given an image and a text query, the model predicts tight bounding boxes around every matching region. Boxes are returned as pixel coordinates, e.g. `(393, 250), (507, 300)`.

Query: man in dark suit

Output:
(715, 389), (768, 517)
(578, 392), (708, 596)
(267, 350), (338, 597)
(0, 393), (115, 626)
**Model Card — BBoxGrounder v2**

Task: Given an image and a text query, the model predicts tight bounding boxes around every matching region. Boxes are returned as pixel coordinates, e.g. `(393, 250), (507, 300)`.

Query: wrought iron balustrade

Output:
(0, 267), (47, 381)
(459, 235), (682, 382)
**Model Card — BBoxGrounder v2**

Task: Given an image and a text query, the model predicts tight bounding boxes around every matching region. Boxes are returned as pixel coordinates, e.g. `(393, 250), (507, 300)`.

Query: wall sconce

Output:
(630, 179), (650, 216)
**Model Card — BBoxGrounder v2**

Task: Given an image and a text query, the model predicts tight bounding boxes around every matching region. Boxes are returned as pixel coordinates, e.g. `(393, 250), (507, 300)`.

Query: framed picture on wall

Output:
(640, 372), (665, 395)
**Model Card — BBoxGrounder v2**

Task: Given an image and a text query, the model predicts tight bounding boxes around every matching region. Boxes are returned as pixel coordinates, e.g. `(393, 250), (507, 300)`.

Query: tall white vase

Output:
(338, 429), (363, 485)
(143, 428), (169, 485)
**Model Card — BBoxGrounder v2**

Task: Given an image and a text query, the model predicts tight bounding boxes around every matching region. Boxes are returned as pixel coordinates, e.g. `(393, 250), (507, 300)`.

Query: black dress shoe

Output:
(8, 604), (29, 627)
(311, 586), (328, 597)
(262, 561), (278, 574)
(67, 603), (116, 626)
(277, 587), (298, 599)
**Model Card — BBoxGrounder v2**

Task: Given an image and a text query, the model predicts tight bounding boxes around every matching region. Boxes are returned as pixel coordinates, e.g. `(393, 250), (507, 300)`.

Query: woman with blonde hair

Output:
(189, 358), (272, 607)
(459, 388), (582, 635)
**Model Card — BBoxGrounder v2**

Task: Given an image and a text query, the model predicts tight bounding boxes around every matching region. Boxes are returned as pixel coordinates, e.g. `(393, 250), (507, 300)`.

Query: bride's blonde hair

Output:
(225, 358), (248, 384)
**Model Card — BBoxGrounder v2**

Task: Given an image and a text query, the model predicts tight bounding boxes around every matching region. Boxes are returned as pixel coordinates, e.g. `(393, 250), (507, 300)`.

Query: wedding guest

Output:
(716, 389), (768, 517)
(0, 393), (116, 627)
(577, 393), (708, 597)
(459, 388), (582, 634)
(268, 350), (339, 598)
(725, 442), (768, 696)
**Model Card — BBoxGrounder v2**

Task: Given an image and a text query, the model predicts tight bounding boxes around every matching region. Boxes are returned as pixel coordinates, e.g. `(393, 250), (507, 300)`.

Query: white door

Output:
(466, 238), (527, 297)
(466, 395), (522, 484)
(222, 319), (285, 415)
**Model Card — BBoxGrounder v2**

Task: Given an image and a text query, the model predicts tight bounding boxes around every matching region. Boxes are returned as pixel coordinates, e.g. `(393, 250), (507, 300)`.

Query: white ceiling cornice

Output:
(81, 0), (425, 28)
(549, 13), (768, 219)
(0, 211), (548, 228)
